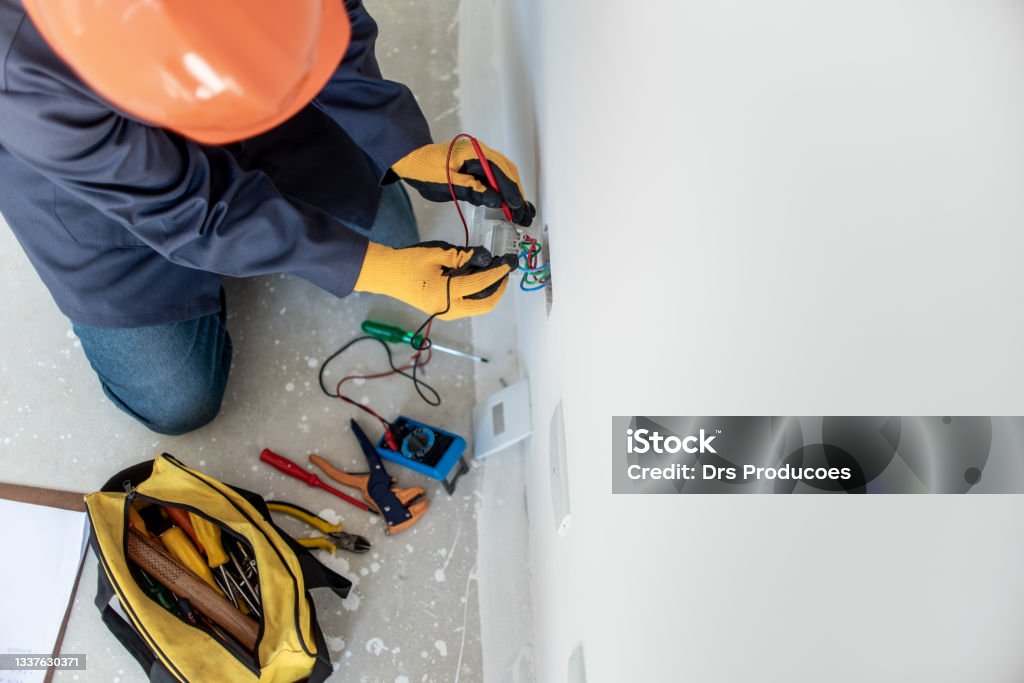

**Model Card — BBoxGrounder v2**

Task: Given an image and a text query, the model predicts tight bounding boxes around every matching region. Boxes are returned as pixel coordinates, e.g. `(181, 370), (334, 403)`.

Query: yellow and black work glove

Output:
(354, 241), (517, 320)
(393, 139), (537, 226)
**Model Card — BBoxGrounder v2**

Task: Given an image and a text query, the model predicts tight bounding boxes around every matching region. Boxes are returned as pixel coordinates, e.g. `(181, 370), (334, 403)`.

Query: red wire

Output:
(520, 234), (539, 269)
(446, 134), (473, 247)
(446, 132), (516, 245)
(333, 345), (433, 450)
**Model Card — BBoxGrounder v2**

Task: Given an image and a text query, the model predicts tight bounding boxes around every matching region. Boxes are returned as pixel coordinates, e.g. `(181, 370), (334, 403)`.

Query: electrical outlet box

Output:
(471, 206), (521, 257)
(473, 380), (532, 459)
(471, 205), (552, 307)
(550, 401), (571, 535)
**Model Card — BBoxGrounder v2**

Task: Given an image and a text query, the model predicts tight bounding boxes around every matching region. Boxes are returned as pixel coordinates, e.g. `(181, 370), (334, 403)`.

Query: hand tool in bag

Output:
(361, 319), (488, 363)
(307, 419), (429, 535)
(177, 594), (252, 661)
(188, 512), (250, 613)
(128, 506), (149, 536)
(164, 507), (204, 554)
(130, 503), (169, 550)
(260, 448), (375, 513)
(267, 501), (371, 554)
(236, 544), (261, 601)
(136, 567), (178, 615)
(176, 596), (248, 660)
(126, 526), (259, 652)
(139, 506), (226, 598)
(226, 544), (261, 616)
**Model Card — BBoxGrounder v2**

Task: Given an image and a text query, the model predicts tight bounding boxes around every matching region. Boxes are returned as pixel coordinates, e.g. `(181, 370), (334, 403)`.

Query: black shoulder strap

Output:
(306, 612), (335, 683)
(93, 534), (176, 682)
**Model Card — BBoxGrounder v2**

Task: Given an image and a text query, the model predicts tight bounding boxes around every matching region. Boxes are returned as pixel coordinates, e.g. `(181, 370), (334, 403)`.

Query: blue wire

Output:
(518, 253), (550, 275)
(517, 246), (550, 291)
(520, 276), (550, 292)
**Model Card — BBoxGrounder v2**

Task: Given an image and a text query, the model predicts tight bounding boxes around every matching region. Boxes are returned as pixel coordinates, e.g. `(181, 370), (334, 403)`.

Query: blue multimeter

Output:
(375, 416), (470, 495)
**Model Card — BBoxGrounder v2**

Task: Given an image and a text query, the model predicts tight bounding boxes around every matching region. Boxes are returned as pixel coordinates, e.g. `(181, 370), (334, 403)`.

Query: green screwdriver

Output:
(361, 320), (488, 363)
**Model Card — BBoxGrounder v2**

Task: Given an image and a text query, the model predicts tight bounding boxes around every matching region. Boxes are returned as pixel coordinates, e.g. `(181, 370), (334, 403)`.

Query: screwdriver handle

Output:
(260, 449), (323, 487)
(128, 507), (149, 537)
(160, 527), (225, 597)
(261, 449), (373, 512)
(189, 512), (229, 568)
(361, 320), (424, 349)
(137, 568), (178, 614)
(164, 507), (204, 555)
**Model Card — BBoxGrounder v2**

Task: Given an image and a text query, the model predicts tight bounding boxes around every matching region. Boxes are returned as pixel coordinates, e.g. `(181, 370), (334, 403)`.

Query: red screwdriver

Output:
(260, 449), (373, 514)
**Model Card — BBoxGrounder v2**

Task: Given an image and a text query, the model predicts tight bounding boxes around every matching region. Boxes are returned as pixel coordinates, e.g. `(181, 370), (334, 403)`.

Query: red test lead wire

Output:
(446, 133), (515, 245)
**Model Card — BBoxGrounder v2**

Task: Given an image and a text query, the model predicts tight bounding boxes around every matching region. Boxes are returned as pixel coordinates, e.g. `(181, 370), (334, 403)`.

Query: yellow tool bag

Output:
(85, 454), (351, 682)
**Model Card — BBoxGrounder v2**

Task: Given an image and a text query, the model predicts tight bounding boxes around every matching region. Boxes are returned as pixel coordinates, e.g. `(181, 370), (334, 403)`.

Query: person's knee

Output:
(98, 360), (228, 435)
(143, 384), (226, 436)
(78, 314), (233, 435)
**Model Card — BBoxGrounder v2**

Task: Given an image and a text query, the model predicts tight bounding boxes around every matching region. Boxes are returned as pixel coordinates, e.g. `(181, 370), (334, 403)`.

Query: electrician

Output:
(0, 0), (535, 435)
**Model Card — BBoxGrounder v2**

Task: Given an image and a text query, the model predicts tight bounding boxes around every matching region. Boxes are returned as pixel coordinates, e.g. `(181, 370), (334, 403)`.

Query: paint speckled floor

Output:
(0, 2), (523, 681)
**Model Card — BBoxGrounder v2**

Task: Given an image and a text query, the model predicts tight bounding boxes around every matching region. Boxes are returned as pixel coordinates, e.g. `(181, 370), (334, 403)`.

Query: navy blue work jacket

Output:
(0, 0), (431, 327)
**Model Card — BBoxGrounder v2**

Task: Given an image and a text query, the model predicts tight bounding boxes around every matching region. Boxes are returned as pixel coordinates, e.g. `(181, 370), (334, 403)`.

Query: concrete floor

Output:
(0, 2), (533, 681)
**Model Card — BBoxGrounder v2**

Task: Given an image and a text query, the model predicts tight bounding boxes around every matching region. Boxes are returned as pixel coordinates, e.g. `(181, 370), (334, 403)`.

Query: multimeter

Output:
(375, 417), (470, 495)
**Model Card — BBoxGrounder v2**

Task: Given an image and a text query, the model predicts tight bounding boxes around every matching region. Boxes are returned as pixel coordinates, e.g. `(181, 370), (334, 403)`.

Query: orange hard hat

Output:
(23, 0), (351, 145)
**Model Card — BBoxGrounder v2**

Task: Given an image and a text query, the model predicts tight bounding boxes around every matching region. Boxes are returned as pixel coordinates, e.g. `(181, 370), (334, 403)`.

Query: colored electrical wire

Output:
(446, 133), (476, 247)
(318, 274), (454, 446)
(520, 278), (550, 292)
(318, 337), (437, 422)
(516, 235), (550, 290)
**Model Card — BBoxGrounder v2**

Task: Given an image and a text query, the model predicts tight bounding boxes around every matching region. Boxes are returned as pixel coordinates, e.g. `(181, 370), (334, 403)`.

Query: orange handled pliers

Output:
(308, 420), (429, 535)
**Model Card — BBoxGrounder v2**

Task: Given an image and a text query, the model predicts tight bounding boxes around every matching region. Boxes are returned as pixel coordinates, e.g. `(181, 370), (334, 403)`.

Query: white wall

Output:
(461, 2), (1024, 681)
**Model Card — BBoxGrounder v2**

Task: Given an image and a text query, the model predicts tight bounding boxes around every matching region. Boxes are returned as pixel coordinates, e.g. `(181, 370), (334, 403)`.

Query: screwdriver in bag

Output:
(361, 320), (488, 363)
(139, 506), (226, 598)
(188, 512), (248, 613)
(165, 508), (205, 554)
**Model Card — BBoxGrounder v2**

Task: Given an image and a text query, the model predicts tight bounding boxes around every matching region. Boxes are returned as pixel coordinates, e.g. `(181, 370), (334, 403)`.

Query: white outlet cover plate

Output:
(473, 380), (532, 459)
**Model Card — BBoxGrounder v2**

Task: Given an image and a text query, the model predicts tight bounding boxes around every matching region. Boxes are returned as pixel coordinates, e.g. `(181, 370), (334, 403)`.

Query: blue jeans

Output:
(73, 183), (418, 435)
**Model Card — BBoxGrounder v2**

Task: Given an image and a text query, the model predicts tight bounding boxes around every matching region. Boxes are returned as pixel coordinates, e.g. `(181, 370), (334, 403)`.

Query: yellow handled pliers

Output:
(267, 501), (371, 554)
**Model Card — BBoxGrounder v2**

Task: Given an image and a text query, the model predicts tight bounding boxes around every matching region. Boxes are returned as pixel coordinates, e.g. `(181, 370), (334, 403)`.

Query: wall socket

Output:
(471, 206), (520, 256)
(550, 400), (571, 535)
(471, 205), (553, 313)
(568, 642), (586, 683)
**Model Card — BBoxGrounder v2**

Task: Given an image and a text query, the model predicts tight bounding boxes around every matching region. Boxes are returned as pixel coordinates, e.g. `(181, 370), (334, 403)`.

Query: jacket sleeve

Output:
(0, 86), (369, 298)
(313, 0), (434, 179)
